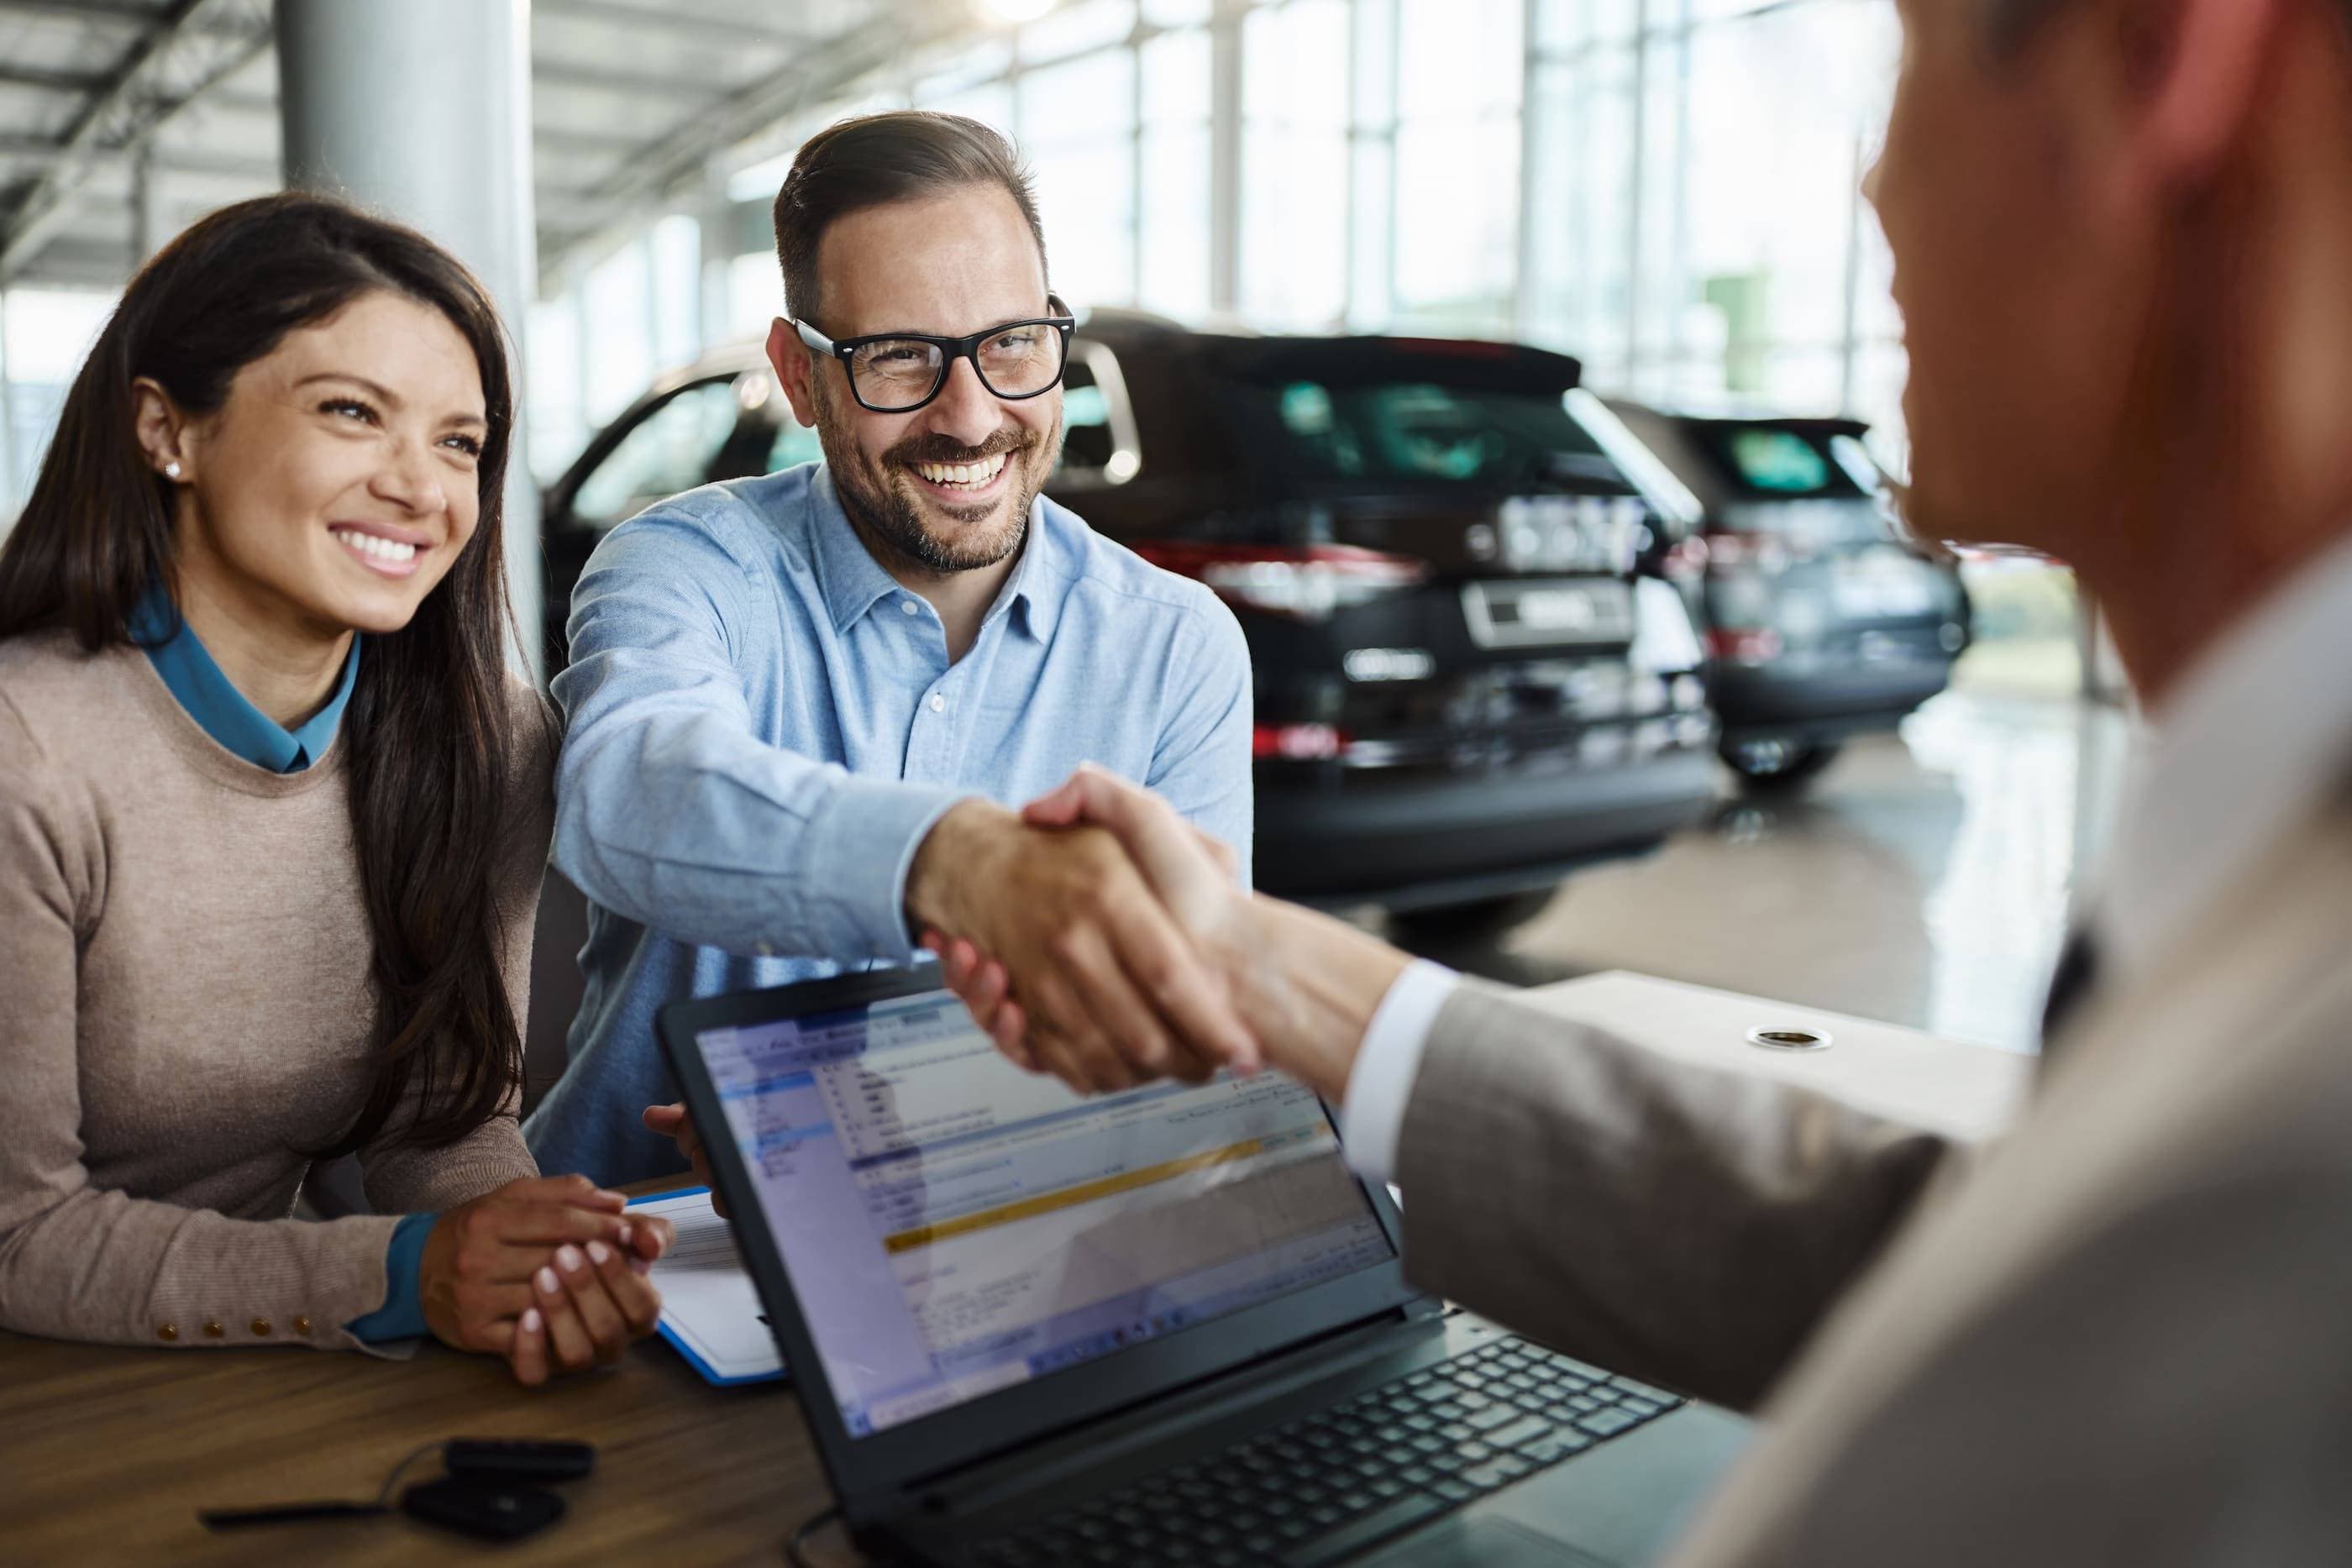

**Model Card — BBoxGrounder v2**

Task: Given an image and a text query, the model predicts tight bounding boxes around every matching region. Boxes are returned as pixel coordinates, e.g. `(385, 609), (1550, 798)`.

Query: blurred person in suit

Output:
(0, 195), (670, 1382)
(921, 0), (2352, 1559)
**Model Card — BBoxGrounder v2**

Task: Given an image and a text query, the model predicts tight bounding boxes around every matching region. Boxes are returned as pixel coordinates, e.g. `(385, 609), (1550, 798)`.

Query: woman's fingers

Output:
(505, 1173), (627, 1212)
(508, 1306), (550, 1386)
(589, 1235), (664, 1336)
(555, 1244), (631, 1364)
(535, 1262), (599, 1371)
(493, 1201), (633, 1246)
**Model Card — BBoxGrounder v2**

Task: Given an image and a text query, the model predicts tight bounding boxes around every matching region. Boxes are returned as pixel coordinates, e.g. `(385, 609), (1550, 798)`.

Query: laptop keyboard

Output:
(970, 1338), (1684, 1568)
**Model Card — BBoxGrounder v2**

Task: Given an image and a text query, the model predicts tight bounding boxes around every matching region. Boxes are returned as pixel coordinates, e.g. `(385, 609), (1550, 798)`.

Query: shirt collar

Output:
(131, 584), (361, 774)
(806, 463), (1062, 642)
(2087, 530), (2352, 986)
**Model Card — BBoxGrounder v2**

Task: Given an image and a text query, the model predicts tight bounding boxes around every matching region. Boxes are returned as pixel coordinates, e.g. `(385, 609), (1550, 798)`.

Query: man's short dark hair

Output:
(771, 111), (1048, 328)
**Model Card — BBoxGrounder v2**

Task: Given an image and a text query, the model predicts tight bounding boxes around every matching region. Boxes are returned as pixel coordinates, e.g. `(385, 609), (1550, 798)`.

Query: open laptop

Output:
(660, 968), (1748, 1567)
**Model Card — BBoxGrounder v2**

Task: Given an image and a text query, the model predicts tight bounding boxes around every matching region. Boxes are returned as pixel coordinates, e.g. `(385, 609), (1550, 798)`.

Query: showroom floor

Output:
(1381, 690), (2140, 1056)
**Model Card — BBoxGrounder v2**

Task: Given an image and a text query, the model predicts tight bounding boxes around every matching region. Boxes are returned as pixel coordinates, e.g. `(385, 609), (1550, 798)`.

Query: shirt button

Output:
(250, 1318), (273, 1338)
(928, 694), (945, 714)
(156, 1323), (178, 1342)
(899, 599), (919, 616)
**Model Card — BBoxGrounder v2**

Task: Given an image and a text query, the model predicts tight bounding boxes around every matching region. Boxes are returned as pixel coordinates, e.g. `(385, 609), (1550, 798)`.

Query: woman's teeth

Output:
(333, 527), (418, 564)
(914, 453), (1009, 490)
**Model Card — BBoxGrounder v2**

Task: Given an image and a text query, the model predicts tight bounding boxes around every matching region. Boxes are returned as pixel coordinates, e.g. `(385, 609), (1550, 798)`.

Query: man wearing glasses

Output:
(527, 112), (1257, 1186)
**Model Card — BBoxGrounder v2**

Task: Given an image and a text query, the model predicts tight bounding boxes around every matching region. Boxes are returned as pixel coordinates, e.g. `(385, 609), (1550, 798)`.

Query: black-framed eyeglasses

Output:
(794, 297), (1077, 414)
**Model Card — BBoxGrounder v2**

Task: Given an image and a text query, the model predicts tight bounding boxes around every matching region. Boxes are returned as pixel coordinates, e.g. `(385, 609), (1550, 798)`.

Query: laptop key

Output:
(1482, 1414), (1558, 1449)
(1520, 1431), (1595, 1465)
(1574, 1407), (1641, 1438)
(1280, 1493), (1450, 1567)
(1462, 1455), (1536, 1491)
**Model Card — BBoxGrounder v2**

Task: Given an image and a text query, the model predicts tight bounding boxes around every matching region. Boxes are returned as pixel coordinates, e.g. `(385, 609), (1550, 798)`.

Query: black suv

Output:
(541, 312), (1717, 925)
(1608, 402), (1971, 789)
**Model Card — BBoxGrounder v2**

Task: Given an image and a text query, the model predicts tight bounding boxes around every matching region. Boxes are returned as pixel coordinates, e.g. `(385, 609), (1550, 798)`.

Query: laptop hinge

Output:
(910, 1303), (1443, 1518)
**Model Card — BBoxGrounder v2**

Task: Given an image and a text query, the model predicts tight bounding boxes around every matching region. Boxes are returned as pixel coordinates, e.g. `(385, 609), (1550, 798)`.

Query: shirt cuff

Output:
(1337, 961), (1460, 1188)
(801, 774), (972, 964)
(347, 1211), (437, 1344)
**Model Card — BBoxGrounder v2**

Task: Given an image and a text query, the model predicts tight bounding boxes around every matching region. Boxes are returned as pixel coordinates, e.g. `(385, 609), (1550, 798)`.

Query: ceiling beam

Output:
(0, 135), (274, 181)
(0, 0), (271, 281)
(531, 57), (746, 98)
(533, 0), (812, 49)
(0, 0), (254, 28)
(536, 0), (980, 286)
(0, 62), (109, 92)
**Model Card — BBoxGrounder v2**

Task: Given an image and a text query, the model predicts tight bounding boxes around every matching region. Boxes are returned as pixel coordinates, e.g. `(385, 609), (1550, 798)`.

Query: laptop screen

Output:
(691, 987), (1398, 1438)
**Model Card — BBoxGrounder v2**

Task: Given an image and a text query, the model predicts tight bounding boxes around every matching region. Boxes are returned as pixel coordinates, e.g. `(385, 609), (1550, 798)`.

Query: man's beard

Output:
(815, 383), (1059, 577)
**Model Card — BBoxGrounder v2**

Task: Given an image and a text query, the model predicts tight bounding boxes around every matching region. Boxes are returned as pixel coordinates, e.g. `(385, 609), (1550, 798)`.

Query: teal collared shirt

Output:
(132, 586), (428, 1340)
(131, 586), (360, 773)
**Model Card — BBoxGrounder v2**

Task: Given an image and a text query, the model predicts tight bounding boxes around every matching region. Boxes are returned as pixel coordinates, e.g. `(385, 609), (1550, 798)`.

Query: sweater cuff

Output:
(345, 1212), (436, 1343)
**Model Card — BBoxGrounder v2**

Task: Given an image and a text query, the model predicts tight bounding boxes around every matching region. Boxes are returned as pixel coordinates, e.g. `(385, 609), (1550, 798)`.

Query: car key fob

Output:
(401, 1478), (565, 1542)
(443, 1438), (597, 1484)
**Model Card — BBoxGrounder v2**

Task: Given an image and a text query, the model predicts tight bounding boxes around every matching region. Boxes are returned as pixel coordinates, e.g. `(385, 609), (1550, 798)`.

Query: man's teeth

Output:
(333, 528), (418, 564)
(914, 453), (1009, 488)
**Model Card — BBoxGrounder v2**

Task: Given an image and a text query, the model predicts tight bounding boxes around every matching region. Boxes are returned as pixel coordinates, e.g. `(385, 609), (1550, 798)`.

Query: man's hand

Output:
(931, 767), (1411, 1102)
(419, 1174), (675, 1385)
(905, 797), (1260, 1092)
(643, 1102), (725, 1219)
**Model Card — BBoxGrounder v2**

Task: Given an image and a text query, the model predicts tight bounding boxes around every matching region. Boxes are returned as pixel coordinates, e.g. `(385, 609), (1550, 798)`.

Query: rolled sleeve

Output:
(805, 771), (969, 963)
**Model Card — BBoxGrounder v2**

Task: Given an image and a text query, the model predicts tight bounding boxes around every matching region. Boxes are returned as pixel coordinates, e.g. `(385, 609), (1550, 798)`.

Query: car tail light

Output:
(1661, 536), (1710, 579)
(1252, 722), (1348, 761)
(1703, 532), (1790, 574)
(1706, 627), (1783, 663)
(1136, 542), (1432, 621)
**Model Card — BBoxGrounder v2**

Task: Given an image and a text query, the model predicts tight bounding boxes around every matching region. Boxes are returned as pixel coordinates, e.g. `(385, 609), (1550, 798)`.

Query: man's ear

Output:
(768, 317), (821, 430)
(131, 376), (196, 481)
(2113, 0), (2287, 192)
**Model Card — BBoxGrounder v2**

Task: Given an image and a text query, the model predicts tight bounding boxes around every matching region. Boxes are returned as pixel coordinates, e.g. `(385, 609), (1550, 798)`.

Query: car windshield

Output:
(1235, 376), (1616, 490)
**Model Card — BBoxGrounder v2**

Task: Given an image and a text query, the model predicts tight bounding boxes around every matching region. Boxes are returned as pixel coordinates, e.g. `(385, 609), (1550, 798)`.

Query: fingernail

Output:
(522, 1307), (542, 1332)
(537, 1266), (559, 1293)
(558, 1245), (585, 1272)
(631, 1257), (654, 1276)
(587, 1240), (612, 1266)
(617, 1223), (634, 1247)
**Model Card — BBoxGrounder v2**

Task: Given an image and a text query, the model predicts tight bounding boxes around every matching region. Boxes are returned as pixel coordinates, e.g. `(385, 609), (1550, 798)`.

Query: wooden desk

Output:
(0, 1180), (848, 1568)
(0, 978), (2026, 1566)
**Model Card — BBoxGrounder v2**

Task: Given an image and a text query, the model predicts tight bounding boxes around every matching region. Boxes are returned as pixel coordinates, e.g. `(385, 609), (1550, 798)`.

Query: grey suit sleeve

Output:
(1393, 979), (1954, 1410)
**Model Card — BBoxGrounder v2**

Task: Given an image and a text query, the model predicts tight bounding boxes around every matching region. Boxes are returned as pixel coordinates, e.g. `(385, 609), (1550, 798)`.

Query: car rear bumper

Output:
(1253, 747), (1717, 905)
(1709, 657), (1954, 737)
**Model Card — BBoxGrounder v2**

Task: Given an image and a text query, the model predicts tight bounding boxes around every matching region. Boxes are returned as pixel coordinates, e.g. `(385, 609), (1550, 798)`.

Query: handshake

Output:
(905, 764), (1410, 1103)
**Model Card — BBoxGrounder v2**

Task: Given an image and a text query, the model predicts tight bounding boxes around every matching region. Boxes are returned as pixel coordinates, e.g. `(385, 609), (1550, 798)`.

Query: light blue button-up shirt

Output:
(523, 464), (1253, 1184)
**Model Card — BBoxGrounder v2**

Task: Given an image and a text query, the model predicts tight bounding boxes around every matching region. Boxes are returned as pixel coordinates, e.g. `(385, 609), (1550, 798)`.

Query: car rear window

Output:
(1234, 376), (1617, 490)
(1693, 425), (1878, 501)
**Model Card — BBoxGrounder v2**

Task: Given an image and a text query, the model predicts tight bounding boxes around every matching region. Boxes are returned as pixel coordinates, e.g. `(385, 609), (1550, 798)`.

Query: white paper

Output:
(630, 1188), (784, 1385)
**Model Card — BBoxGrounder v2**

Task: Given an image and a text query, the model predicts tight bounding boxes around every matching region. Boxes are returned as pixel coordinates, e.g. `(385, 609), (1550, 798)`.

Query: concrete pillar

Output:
(274, 0), (543, 680)
(1208, 0), (1244, 317)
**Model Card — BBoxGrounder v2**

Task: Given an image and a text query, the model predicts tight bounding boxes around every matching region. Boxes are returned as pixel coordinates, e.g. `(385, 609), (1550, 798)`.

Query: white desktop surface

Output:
(1519, 971), (2033, 1144)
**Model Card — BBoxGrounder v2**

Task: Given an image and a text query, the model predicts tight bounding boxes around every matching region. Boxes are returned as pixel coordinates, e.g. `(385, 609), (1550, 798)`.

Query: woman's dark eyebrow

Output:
(297, 371), (486, 429)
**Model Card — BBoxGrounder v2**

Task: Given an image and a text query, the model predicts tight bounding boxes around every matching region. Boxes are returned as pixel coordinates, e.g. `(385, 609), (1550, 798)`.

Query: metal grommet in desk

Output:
(1746, 1025), (1834, 1051)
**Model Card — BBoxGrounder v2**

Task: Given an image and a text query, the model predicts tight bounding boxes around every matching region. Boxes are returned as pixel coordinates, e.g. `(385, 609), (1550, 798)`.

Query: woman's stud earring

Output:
(164, 461), (181, 480)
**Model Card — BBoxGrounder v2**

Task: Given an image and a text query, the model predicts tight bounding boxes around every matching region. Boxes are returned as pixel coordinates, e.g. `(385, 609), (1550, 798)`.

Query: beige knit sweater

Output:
(0, 630), (552, 1354)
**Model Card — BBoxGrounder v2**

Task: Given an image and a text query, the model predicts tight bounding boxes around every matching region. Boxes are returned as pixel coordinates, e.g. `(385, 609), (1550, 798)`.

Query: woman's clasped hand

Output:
(421, 1176), (675, 1383)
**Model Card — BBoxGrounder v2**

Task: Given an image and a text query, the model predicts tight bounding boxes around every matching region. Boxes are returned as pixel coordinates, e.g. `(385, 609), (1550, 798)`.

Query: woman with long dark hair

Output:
(0, 193), (670, 1381)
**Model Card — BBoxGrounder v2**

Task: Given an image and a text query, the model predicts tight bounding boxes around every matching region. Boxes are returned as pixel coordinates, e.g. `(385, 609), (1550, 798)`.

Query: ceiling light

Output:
(983, 0), (1056, 21)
